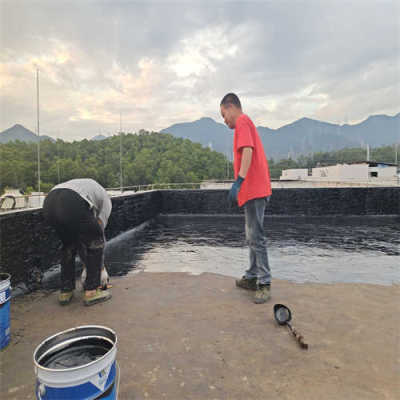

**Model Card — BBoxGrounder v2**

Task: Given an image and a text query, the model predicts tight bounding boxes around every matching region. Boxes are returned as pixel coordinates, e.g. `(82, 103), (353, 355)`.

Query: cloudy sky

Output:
(1, 0), (399, 140)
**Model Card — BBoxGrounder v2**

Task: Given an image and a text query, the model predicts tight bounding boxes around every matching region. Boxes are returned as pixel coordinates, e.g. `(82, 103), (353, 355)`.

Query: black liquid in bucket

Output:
(39, 337), (112, 370)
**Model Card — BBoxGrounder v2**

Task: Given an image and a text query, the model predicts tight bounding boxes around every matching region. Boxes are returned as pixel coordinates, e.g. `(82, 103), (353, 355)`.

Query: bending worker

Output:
(43, 178), (112, 306)
(220, 93), (272, 304)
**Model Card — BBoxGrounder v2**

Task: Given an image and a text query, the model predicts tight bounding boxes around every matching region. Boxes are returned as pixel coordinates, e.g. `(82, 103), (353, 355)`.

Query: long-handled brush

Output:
(274, 304), (308, 350)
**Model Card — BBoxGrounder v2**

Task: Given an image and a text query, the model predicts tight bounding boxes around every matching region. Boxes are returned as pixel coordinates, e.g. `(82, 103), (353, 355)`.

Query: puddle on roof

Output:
(104, 215), (399, 285)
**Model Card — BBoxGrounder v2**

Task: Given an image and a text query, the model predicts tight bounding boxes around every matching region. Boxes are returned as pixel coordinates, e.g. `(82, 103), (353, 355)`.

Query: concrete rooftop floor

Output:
(2, 272), (399, 400)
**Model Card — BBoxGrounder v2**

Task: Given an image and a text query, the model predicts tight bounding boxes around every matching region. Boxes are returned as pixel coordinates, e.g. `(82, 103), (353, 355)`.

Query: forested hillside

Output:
(1, 130), (398, 194)
(0, 131), (231, 193)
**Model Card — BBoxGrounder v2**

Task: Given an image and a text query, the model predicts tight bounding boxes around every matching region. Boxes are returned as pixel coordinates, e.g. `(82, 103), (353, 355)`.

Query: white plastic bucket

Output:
(0, 273), (11, 350)
(33, 325), (118, 399)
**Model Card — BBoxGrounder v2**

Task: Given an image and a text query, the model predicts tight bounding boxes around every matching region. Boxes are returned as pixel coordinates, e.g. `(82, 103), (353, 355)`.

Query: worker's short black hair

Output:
(220, 93), (242, 109)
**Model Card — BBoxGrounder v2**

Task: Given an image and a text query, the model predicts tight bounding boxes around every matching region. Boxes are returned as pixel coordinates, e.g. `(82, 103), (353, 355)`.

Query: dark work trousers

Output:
(43, 189), (104, 292)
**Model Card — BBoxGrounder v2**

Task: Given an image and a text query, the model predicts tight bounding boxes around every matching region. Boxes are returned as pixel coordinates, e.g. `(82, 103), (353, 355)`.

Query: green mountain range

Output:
(162, 113), (400, 159)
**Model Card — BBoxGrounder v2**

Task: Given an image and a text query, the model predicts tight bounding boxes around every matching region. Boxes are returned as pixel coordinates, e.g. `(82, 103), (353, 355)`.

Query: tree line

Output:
(0, 130), (398, 194)
(0, 131), (232, 194)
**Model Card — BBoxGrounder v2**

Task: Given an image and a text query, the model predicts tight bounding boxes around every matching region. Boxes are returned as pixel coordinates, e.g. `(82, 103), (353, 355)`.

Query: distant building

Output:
(0, 189), (27, 210)
(28, 192), (45, 208)
(0, 189), (45, 211)
(280, 169), (309, 180)
(280, 162), (398, 185)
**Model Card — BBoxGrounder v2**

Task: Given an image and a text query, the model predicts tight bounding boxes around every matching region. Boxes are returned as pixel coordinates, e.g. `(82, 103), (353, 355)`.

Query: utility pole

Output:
(226, 152), (229, 179)
(396, 144), (399, 185)
(57, 137), (60, 183)
(119, 111), (123, 193)
(366, 144), (370, 162)
(36, 68), (41, 193)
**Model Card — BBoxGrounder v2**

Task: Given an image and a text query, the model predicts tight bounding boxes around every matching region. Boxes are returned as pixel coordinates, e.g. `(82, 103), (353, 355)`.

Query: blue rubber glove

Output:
(228, 176), (244, 206)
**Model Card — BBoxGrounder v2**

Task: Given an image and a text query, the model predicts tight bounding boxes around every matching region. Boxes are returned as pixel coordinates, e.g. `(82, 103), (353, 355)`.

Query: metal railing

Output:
(105, 182), (202, 194)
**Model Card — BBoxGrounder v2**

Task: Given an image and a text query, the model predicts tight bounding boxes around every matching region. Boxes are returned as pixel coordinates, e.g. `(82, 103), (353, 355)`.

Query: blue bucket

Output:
(0, 272), (11, 350)
(33, 325), (119, 399)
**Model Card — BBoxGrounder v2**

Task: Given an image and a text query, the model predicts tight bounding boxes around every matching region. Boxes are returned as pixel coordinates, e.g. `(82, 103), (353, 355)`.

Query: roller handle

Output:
(287, 323), (308, 350)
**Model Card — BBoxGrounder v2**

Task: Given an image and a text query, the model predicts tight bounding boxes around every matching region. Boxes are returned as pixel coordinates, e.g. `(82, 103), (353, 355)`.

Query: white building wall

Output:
(280, 169), (308, 180)
(369, 165), (397, 179)
(338, 164), (368, 180)
(312, 165), (341, 179)
(28, 192), (45, 208)
(284, 163), (397, 184)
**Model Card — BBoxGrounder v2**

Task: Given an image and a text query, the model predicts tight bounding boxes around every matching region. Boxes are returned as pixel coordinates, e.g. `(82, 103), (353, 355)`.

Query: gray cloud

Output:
(1, 0), (399, 140)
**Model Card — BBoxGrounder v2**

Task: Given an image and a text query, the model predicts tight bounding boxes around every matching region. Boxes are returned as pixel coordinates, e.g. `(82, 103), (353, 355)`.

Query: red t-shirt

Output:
(233, 114), (272, 207)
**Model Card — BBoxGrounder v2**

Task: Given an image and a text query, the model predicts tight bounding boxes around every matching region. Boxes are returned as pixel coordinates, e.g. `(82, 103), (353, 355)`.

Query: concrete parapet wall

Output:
(201, 180), (400, 189)
(106, 190), (162, 239)
(0, 207), (58, 287)
(160, 187), (400, 216)
(0, 187), (399, 286)
(0, 191), (162, 286)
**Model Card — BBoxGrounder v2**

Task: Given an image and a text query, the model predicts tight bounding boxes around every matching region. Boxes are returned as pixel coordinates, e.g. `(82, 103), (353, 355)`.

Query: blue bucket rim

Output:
(33, 325), (117, 373)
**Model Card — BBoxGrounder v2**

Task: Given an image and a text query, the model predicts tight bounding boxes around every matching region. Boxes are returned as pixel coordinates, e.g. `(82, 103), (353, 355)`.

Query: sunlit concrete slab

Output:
(2, 214), (399, 399)
(3, 272), (399, 400)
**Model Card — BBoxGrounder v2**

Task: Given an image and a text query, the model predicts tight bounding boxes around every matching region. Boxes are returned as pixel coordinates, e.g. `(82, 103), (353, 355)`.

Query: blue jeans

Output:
(244, 197), (271, 285)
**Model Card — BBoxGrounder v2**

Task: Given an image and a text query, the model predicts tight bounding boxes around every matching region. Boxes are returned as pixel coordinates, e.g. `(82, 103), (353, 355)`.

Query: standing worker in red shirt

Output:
(220, 93), (272, 304)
